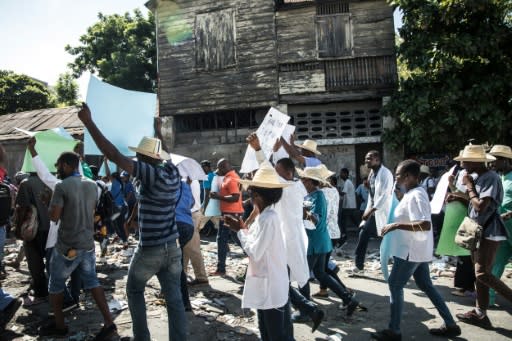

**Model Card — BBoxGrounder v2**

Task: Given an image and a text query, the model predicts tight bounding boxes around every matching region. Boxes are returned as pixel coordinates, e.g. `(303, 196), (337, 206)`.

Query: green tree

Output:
(0, 70), (56, 115)
(66, 10), (156, 93)
(383, 0), (512, 153)
(55, 72), (79, 106)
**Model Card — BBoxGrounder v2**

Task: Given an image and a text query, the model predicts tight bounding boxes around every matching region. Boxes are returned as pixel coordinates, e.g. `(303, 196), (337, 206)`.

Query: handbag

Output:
(454, 216), (483, 251)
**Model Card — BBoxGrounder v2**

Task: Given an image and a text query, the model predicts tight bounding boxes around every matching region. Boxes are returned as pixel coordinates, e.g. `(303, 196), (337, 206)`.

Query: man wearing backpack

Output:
(15, 170), (52, 306)
(78, 103), (186, 341)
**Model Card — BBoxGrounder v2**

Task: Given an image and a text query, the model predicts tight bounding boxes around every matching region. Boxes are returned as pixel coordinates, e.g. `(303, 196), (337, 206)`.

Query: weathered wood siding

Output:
(276, 0), (396, 101)
(156, 0), (278, 116)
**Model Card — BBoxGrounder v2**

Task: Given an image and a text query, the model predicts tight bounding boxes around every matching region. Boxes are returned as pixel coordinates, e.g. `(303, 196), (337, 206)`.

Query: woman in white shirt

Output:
(371, 160), (460, 341)
(224, 162), (293, 341)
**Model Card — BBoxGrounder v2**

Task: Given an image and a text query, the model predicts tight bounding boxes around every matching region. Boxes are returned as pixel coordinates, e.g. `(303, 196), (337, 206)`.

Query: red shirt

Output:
(219, 170), (243, 214)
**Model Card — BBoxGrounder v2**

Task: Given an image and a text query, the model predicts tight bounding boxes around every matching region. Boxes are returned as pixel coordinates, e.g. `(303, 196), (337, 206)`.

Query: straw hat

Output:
(294, 139), (321, 155)
(420, 165), (431, 175)
(489, 145), (512, 159)
(296, 166), (329, 184)
(453, 144), (496, 162)
(238, 161), (290, 189)
(128, 136), (170, 160)
(315, 164), (335, 180)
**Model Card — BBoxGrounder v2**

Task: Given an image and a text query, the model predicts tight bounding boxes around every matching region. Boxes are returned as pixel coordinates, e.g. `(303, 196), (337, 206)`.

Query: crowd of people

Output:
(0, 103), (510, 340)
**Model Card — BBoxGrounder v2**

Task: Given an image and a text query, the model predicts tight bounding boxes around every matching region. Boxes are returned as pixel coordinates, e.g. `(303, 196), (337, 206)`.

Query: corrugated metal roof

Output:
(0, 106), (84, 141)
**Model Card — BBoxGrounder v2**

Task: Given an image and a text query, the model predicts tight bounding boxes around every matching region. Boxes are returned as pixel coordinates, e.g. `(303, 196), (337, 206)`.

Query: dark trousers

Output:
(289, 286), (316, 317)
(257, 301), (294, 341)
(24, 230), (48, 297)
(355, 215), (377, 270)
(216, 215), (242, 273)
(300, 253), (352, 305)
(177, 221), (194, 309)
(454, 255), (475, 292)
(472, 238), (512, 310)
(320, 249), (345, 291)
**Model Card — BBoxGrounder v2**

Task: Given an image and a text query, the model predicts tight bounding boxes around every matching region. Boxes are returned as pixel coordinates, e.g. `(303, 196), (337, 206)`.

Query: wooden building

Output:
(148, 0), (399, 179)
(0, 107), (83, 177)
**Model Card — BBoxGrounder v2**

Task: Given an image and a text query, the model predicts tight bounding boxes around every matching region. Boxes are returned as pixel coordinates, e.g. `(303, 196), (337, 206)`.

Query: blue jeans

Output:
(127, 240), (186, 341)
(45, 248), (81, 304)
(290, 286), (316, 317)
(0, 288), (13, 311)
(388, 257), (455, 334)
(48, 248), (100, 293)
(257, 301), (294, 341)
(216, 217), (241, 273)
(355, 216), (377, 270)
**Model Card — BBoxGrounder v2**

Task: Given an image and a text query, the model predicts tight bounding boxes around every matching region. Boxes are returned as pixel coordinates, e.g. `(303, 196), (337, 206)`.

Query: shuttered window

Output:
(316, 13), (352, 58)
(195, 9), (236, 70)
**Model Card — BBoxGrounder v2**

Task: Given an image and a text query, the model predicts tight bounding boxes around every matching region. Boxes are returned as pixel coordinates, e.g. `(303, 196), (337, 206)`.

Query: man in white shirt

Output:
(350, 151), (393, 275)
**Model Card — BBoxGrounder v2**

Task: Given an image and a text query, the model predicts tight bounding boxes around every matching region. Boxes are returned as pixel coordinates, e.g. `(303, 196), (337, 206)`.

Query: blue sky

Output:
(0, 1), (402, 100)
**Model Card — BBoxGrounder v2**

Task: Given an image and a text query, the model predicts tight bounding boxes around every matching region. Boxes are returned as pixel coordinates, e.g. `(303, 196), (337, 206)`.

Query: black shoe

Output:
(48, 300), (79, 316)
(429, 324), (461, 337)
(311, 309), (324, 332)
(346, 299), (359, 317)
(38, 321), (69, 337)
(0, 298), (22, 329)
(371, 329), (402, 341)
(92, 323), (118, 341)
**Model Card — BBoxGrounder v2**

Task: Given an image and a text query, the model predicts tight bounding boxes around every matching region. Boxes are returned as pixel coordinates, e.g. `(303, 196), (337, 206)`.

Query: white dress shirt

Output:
(237, 208), (289, 309)
(321, 187), (341, 239)
(366, 165), (394, 235)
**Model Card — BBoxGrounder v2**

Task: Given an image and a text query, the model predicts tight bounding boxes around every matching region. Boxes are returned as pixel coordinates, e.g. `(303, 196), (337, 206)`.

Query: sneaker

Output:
(209, 270), (226, 277)
(92, 323), (118, 341)
(347, 266), (365, 276)
(38, 321), (69, 337)
(456, 309), (493, 329)
(0, 298), (22, 329)
(339, 290), (356, 310)
(291, 311), (310, 323)
(188, 279), (209, 286)
(346, 299), (359, 316)
(22, 295), (47, 307)
(371, 329), (402, 341)
(311, 309), (324, 332)
(48, 301), (79, 316)
(429, 324), (461, 337)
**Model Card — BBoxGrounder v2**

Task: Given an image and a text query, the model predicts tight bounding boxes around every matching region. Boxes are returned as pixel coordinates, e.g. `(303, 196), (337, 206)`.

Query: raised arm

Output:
(78, 103), (133, 175)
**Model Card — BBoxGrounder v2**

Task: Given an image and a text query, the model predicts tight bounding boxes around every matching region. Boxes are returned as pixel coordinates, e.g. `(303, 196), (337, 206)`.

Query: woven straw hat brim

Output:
(490, 152), (512, 159)
(294, 142), (321, 155)
(238, 179), (290, 188)
(296, 168), (328, 184)
(453, 154), (496, 162)
(128, 146), (170, 160)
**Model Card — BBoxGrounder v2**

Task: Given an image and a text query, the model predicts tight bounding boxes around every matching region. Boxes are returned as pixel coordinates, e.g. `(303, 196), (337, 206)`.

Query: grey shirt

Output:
(469, 170), (507, 239)
(16, 175), (52, 232)
(50, 175), (97, 253)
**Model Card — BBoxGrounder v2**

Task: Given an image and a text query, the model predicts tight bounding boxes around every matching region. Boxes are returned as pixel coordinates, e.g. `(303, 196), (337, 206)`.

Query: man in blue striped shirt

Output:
(78, 104), (186, 341)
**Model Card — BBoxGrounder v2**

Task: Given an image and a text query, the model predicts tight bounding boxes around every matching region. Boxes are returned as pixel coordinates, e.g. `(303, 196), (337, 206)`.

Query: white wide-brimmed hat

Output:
(128, 136), (170, 160)
(420, 165), (430, 175)
(316, 164), (335, 180)
(296, 166), (329, 184)
(489, 145), (512, 159)
(453, 144), (496, 163)
(238, 161), (290, 189)
(294, 139), (321, 155)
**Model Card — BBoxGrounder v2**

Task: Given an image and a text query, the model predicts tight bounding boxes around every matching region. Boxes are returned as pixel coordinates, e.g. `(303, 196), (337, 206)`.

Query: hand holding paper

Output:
(78, 102), (92, 125)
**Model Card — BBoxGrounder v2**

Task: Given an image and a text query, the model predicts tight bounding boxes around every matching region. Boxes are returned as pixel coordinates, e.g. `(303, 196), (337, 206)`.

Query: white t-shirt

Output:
(388, 187), (434, 262)
(342, 179), (357, 209)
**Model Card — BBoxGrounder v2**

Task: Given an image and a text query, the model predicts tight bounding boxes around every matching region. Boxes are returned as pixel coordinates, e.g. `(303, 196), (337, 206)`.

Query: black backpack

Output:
(96, 182), (120, 222)
(0, 182), (11, 226)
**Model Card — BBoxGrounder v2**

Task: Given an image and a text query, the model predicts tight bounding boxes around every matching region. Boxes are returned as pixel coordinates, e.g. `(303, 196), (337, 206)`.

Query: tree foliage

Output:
(0, 70), (56, 115)
(383, 0), (512, 153)
(55, 72), (79, 106)
(66, 10), (156, 92)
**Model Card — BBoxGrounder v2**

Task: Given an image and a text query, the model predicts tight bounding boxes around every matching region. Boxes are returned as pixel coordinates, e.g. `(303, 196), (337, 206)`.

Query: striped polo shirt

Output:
(134, 160), (180, 246)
